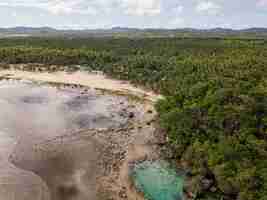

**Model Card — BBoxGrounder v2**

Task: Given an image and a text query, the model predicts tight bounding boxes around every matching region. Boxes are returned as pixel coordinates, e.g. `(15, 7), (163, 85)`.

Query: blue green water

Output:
(131, 160), (184, 200)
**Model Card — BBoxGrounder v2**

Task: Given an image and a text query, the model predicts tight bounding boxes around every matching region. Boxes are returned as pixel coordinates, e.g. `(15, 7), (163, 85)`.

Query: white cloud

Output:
(169, 17), (185, 28)
(196, 1), (221, 15)
(43, 0), (97, 15)
(121, 0), (161, 16)
(167, 5), (184, 28)
(174, 5), (184, 13)
(0, 0), (162, 16)
(11, 11), (17, 17)
(0, 0), (102, 15)
(257, 0), (267, 7)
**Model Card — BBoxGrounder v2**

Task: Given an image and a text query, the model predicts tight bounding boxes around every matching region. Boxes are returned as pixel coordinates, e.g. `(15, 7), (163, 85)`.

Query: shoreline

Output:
(0, 65), (163, 103)
(0, 68), (169, 200)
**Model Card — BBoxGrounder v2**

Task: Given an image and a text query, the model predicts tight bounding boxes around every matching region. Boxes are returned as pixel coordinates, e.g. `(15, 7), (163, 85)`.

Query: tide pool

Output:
(131, 160), (184, 200)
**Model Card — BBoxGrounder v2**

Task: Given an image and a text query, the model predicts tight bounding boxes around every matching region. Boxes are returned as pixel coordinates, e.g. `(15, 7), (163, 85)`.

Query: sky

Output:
(0, 0), (267, 29)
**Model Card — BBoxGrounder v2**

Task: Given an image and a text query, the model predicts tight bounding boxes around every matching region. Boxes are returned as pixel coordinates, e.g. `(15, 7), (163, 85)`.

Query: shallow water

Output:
(0, 79), (127, 139)
(131, 160), (184, 200)
(0, 79), (132, 200)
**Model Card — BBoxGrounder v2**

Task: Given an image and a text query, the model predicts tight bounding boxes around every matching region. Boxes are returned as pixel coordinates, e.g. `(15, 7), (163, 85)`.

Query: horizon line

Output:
(1, 26), (267, 31)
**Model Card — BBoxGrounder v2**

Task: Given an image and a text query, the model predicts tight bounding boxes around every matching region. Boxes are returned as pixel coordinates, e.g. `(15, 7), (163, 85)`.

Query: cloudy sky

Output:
(0, 0), (267, 29)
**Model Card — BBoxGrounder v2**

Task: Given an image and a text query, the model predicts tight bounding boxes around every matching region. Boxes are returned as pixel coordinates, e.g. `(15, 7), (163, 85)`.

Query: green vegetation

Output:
(0, 37), (267, 200)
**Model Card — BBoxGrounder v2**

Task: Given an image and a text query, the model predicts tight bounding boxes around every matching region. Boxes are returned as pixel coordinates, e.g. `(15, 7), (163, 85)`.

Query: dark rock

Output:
(201, 178), (214, 191)
(21, 96), (47, 104)
(147, 110), (153, 114)
(57, 184), (79, 199)
(128, 112), (135, 119)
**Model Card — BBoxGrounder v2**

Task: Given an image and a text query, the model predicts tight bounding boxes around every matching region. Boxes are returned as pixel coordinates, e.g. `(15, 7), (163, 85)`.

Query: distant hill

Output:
(1, 26), (267, 38)
(240, 27), (267, 33)
(0, 27), (57, 34)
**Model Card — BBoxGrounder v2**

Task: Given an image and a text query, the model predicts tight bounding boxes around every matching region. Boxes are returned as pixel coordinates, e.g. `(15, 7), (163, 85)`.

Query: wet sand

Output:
(0, 74), (162, 200)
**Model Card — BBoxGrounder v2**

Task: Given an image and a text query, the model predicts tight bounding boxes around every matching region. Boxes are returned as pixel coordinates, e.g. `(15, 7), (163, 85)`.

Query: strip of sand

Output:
(0, 70), (163, 102)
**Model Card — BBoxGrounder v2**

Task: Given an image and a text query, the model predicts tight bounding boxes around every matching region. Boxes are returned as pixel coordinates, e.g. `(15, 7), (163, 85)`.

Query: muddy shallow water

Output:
(0, 79), (128, 135)
(0, 79), (156, 200)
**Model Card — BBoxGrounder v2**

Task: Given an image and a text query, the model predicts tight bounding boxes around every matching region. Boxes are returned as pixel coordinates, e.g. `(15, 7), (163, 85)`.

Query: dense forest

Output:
(0, 37), (267, 200)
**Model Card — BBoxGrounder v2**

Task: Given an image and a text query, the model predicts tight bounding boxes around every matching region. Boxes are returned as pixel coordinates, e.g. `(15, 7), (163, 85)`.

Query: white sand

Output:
(0, 70), (163, 102)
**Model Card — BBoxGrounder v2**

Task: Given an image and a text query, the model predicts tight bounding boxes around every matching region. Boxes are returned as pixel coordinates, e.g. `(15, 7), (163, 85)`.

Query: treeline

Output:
(0, 47), (117, 68)
(0, 37), (267, 200)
